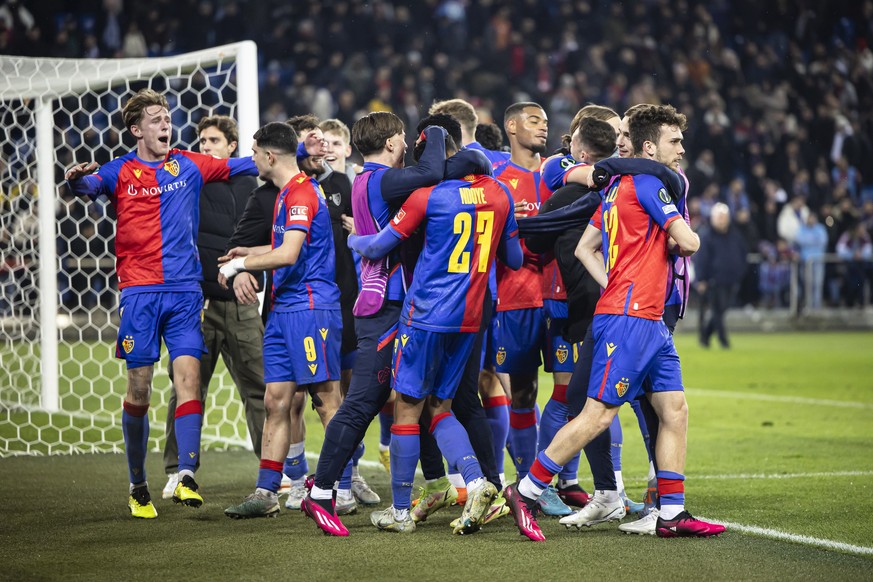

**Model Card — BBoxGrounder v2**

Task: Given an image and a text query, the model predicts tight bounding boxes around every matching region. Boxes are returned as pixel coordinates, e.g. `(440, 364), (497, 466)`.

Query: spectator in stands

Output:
(795, 212), (829, 311)
(778, 195), (811, 245)
(836, 222), (873, 308)
(695, 203), (747, 348)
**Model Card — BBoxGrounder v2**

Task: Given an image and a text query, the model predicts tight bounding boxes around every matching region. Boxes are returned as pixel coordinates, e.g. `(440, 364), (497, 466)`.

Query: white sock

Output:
(178, 469), (194, 480)
(393, 506), (409, 520)
(466, 477), (486, 494)
(286, 441), (305, 458)
(448, 472), (466, 489)
(311, 485), (333, 501)
(379, 443), (389, 452)
(614, 470), (625, 493)
(291, 477), (305, 487)
(518, 475), (544, 500)
(255, 487), (277, 499)
(499, 473), (506, 487)
(558, 478), (578, 489)
(647, 462), (656, 481)
(659, 504), (684, 520)
(337, 489), (353, 501)
(595, 489), (620, 503)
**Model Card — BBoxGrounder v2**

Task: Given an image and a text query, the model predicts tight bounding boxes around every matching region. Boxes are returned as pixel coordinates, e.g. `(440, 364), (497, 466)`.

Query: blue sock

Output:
(538, 398), (567, 456)
(610, 413), (623, 472)
(352, 441), (365, 467)
(257, 459), (283, 492)
(339, 459), (353, 490)
(122, 401), (149, 485)
(379, 402), (393, 448)
(482, 394), (509, 475)
(175, 400), (202, 474)
(529, 450), (563, 490)
(390, 424), (420, 510)
(630, 398), (652, 462)
(430, 412), (483, 485)
(535, 402), (541, 422)
(657, 470), (685, 514)
(283, 441), (309, 480)
(509, 407), (538, 479)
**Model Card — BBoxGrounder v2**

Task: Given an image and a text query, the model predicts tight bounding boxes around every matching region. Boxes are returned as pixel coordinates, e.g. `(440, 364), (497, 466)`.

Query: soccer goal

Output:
(0, 42), (259, 456)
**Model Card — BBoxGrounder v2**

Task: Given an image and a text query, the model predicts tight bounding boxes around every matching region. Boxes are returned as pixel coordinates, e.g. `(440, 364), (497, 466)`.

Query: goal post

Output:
(0, 42), (259, 456)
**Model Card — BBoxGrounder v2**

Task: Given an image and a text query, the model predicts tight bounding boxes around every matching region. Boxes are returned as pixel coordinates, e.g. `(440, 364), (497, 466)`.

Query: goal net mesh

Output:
(1, 44), (257, 456)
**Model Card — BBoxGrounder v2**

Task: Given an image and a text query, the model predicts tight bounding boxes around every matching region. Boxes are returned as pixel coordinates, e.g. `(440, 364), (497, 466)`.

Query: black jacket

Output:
(695, 226), (748, 286)
(524, 183), (601, 342)
(227, 182), (278, 321)
(198, 174), (258, 301)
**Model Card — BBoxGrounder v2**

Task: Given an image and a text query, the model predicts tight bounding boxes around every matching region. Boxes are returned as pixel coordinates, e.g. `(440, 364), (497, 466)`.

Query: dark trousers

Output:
(418, 294), (500, 489)
(699, 284), (737, 348)
(163, 299), (266, 473)
(313, 302), (401, 490)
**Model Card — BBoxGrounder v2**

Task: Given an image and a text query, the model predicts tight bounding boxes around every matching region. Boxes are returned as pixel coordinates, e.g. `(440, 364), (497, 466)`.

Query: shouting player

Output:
(65, 88), (258, 518)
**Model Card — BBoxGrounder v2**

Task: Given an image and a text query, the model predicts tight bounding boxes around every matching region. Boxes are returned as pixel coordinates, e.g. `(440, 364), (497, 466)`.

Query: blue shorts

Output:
(393, 322), (477, 401)
(263, 309), (341, 385)
(479, 300), (499, 371)
(493, 307), (546, 374)
(543, 299), (582, 374)
(116, 290), (206, 369)
(587, 314), (683, 406)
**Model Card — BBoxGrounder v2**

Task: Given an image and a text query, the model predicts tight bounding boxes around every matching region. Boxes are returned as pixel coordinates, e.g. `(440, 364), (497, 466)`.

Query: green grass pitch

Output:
(1, 331), (872, 580)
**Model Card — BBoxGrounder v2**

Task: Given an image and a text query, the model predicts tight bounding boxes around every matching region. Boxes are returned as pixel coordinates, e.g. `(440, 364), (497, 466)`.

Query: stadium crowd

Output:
(2, 0), (873, 313)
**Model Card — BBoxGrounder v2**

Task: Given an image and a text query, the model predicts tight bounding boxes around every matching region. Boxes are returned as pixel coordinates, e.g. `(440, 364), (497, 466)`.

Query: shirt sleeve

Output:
(67, 159), (121, 200)
(633, 175), (681, 230)
(589, 202), (603, 230)
(283, 183), (319, 234)
(387, 187), (430, 239)
(379, 126), (446, 204)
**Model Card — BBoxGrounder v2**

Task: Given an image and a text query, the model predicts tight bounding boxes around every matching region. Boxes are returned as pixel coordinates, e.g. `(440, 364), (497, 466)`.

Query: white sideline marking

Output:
(710, 518), (873, 557)
(691, 470), (873, 480)
(687, 388), (873, 410)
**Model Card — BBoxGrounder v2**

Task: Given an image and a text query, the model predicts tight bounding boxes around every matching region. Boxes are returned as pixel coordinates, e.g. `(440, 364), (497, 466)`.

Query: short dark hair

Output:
(197, 115), (239, 145)
(504, 101), (544, 128)
(351, 112), (404, 156)
(628, 105), (687, 155)
(475, 123), (505, 151)
(286, 114), (321, 136)
(575, 117), (616, 162)
(252, 122), (298, 153)
(416, 113), (462, 147)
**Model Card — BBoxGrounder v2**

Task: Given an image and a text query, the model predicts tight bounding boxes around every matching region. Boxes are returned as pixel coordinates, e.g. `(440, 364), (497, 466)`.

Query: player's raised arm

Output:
(65, 161), (112, 199)
(350, 187), (430, 259)
(379, 125), (446, 204)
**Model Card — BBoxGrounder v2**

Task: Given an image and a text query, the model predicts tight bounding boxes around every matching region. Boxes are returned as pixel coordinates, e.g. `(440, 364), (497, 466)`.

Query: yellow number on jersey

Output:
(604, 207), (619, 273)
(448, 211), (495, 274)
(303, 336), (317, 362)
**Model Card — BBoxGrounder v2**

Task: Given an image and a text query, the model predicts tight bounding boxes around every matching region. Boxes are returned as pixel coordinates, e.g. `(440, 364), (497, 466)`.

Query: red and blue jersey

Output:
(540, 153), (583, 192)
(68, 149), (256, 292)
(466, 142), (511, 166)
(388, 175), (518, 332)
(271, 172), (340, 312)
(493, 160), (553, 310)
(592, 174), (681, 320)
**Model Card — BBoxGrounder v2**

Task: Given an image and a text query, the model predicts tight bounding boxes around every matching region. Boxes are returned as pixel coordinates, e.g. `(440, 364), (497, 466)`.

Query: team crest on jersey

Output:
(556, 348), (568, 364)
(606, 342), (617, 357)
(163, 159), (180, 177)
(329, 192), (342, 207)
(308, 363), (318, 375)
(393, 209), (407, 225)
(319, 328), (329, 340)
(133, 168), (142, 179)
(400, 333), (409, 347)
(658, 188), (671, 204)
(615, 377), (630, 398)
(377, 367), (391, 386)
(463, 174), (475, 182)
(496, 348), (506, 366)
(509, 178), (519, 190)
(122, 335), (135, 354)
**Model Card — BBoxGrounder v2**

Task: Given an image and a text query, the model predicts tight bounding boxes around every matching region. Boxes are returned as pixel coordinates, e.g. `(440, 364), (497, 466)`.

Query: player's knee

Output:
(659, 396), (688, 430)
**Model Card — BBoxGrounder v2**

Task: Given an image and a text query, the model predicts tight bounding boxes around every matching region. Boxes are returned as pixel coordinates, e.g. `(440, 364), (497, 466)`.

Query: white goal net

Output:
(0, 42), (259, 456)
